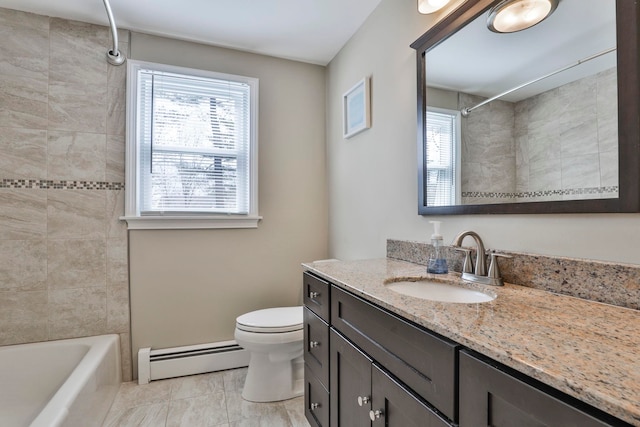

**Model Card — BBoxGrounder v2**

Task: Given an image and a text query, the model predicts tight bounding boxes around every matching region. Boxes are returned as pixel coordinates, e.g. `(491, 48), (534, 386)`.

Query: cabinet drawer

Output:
(331, 285), (459, 422)
(303, 272), (330, 322)
(459, 350), (629, 427)
(304, 363), (330, 427)
(304, 307), (330, 388)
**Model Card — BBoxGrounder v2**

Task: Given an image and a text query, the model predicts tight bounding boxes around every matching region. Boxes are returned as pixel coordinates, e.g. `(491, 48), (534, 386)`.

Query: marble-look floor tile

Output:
(109, 380), (173, 414)
(102, 402), (169, 427)
(169, 372), (226, 400)
(223, 368), (247, 393)
(166, 393), (228, 427)
(225, 390), (287, 423)
(283, 397), (311, 427)
(227, 407), (293, 427)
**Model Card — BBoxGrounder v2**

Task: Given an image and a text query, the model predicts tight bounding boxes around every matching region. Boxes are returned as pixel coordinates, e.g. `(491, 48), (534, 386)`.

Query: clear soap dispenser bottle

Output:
(427, 221), (448, 274)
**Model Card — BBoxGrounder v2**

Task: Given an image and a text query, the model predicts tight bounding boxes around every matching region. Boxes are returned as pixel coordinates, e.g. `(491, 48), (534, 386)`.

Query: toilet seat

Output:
(236, 306), (303, 333)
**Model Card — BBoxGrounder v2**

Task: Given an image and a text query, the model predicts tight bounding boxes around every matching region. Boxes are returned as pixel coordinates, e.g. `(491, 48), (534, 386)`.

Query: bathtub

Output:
(0, 334), (121, 427)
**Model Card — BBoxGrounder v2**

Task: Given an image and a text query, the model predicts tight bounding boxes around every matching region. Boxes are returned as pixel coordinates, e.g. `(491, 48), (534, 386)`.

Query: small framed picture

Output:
(343, 77), (371, 138)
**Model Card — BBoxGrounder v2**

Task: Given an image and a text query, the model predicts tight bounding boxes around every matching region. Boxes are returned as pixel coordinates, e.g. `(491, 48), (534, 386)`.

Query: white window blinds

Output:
(136, 68), (252, 215)
(425, 110), (457, 207)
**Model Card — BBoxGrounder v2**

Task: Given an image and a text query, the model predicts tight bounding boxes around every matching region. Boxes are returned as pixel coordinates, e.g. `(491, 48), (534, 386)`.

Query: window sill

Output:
(120, 215), (262, 230)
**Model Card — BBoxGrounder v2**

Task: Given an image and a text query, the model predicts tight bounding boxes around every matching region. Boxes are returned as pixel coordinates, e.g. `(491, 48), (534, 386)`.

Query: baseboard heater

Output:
(137, 340), (250, 385)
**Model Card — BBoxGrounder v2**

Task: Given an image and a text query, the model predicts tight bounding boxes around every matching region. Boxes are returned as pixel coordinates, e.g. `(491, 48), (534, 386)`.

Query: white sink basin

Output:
(386, 279), (495, 303)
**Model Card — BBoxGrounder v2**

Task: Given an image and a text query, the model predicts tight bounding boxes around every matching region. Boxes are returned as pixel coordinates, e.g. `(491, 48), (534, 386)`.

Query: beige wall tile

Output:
(47, 190), (106, 239)
(0, 9), (49, 82)
(0, 189), (47, 239)
(49, 18), (108, 87)
(106, 189), (127, 239)
(106, 134), (125, 182)
(48, 287), (107, 340)
(0, 290), (48, 345)
(47, 239), (106, 289)
(0, 239), (46, 292)
(107, 284), (130, 333)
(47, 131), (106, 181)
(48, 81), (107, 133)
(107, 237), (128, 287)
(0, 128), (47, 179)
(0, 74), (48, 129)
(119, 332), (133, 382)
(107, 84), (126, 137)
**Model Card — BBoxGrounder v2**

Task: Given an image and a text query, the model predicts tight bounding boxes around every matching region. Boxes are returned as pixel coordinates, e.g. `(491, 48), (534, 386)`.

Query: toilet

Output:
(234, 306), (304, 402)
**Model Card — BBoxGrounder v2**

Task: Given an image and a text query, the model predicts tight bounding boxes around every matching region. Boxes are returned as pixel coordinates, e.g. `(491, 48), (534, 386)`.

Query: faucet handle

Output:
(487, 252), (511, 280)
(454, 247), (473, 274)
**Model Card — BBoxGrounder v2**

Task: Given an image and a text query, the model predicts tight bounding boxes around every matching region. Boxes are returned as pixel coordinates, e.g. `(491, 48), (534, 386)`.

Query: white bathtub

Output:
(0, 335), (121, 427)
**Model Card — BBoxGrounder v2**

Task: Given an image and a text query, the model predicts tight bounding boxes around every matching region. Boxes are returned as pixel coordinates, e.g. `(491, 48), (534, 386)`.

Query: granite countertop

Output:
(302, 258), (640, 426)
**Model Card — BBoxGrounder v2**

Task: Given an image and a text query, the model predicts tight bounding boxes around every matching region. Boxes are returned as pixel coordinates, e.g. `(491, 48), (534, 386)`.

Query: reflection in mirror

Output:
(423, 0), (617, 207)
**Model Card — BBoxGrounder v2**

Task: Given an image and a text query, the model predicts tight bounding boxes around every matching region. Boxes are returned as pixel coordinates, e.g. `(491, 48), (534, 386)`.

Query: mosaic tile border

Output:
(1, 179), (124, 190)
(387, 238), (640, 311)
(461, 186), (618, 199)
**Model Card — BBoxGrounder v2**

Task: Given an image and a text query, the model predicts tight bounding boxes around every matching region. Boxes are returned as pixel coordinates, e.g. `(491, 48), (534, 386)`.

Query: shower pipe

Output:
(102, 0), (125, 65)
(460, 46), (616, 117)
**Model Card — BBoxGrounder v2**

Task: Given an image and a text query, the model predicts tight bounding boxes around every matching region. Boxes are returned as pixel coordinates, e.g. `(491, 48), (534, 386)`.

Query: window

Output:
(425, 108), (461, 207)
(124, 60), (260, 229)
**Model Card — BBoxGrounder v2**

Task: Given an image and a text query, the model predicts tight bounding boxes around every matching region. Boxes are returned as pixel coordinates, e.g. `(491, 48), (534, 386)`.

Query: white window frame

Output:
(122, 60), (261, 230)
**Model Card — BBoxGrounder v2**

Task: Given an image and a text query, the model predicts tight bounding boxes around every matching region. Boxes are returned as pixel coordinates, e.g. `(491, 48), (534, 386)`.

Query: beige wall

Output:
(0, 9), (131, 380)
(326, 0), (640, 265)
(128, 33), (328, 376)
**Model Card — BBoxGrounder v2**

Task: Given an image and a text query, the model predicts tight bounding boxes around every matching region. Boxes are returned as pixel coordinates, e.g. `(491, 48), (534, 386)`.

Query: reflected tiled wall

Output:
(0, 8), (131, 380)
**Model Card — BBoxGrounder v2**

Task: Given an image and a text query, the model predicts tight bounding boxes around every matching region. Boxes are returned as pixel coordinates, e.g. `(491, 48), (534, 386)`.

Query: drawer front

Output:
(331, 285), (459, 422)
(303, 272), (330, 322)
(304, 307), (330, 388)
(459, 350), (627, 427)
(304, 364), (330, 427)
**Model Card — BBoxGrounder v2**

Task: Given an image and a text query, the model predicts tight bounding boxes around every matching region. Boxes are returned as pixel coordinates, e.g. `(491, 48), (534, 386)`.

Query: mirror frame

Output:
(411, 0), (640, 215)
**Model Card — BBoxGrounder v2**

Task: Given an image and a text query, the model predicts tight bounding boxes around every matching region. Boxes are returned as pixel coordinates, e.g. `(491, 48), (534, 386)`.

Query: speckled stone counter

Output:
(302, 258), (640, 426)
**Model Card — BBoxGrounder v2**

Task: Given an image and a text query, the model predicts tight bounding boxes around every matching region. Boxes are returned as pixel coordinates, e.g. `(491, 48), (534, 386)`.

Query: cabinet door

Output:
(369, 364), (451, 427)
(459, 350), (623, 427)
(330, 330), (372, 427)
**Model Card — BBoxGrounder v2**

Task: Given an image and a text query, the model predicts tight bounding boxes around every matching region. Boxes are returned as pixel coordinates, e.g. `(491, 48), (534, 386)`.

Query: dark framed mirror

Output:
(411, 0), (640, 214)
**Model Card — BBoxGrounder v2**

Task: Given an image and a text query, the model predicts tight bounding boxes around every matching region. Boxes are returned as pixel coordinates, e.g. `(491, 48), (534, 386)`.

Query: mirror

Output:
(411, 0), (640, 214)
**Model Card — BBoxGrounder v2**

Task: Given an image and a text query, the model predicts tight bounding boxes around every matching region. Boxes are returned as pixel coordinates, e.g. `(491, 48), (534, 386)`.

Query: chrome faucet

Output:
(452, 230), (508, 286)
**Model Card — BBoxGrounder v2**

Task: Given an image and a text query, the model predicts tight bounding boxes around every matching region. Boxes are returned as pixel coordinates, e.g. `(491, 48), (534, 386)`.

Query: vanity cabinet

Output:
(303, 271), (631, 427)
(459, 350), (624, 427)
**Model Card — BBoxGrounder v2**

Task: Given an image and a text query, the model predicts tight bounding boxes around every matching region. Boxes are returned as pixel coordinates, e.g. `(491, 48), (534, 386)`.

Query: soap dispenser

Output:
(427, 221), (448, 274)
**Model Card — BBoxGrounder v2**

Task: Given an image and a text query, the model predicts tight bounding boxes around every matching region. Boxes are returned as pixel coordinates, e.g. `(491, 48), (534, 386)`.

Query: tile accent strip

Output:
(1, 179), (124, 190)
(387, 238), (640, 311)
(461, 185), (618, 199)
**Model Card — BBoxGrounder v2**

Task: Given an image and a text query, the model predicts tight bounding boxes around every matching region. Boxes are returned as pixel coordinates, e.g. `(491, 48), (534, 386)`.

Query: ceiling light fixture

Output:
(487, 0), (559, 33)
(418, 0), (452, 14)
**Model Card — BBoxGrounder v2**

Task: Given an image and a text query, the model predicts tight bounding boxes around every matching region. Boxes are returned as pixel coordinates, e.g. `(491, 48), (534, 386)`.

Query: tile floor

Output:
(103, 368), (311, 427)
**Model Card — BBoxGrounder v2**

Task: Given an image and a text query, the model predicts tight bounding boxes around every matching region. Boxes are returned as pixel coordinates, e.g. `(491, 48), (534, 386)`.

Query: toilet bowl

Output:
(234, 306), (304, 402)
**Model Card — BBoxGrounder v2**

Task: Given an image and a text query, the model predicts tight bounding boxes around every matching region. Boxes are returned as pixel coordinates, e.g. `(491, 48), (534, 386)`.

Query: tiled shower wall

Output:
(0, 8), (131, 380)
(458, 67), (617, 204)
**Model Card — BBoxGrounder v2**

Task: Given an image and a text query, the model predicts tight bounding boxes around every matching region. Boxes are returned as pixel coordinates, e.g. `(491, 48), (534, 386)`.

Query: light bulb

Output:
(488, 0), (558, 33)
(418, 0), (452, 14)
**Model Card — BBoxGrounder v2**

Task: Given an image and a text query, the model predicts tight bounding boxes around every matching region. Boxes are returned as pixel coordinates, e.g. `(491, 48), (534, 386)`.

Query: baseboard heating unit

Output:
(137, 340), (250, 385)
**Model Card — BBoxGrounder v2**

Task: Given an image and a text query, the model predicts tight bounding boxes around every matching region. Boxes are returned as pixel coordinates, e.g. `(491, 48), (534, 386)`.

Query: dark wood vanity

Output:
(302, 271), (632, 426)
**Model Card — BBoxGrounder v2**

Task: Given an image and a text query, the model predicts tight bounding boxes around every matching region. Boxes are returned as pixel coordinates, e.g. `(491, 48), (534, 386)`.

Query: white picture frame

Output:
(343, 77), (371, 138)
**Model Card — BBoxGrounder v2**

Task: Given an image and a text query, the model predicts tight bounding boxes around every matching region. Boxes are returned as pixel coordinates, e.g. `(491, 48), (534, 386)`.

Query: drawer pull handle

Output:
(309, 341), (320, 348)
(310, 402), (320, 410)
(357, 395), (370, 406)
(309, 291), (320, 298)
(369, 409), (383, 421)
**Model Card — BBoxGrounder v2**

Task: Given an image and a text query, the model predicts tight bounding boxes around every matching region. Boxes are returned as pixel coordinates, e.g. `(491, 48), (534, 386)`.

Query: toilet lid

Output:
(236, 306), (303, 333)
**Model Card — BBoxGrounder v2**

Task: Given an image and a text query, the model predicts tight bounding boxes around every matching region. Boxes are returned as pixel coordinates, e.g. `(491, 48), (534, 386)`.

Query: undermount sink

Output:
(385, 278), (496, 303)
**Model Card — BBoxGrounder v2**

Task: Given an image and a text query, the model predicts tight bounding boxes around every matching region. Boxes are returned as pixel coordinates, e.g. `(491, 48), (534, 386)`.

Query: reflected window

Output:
(425, 109), (461, 206)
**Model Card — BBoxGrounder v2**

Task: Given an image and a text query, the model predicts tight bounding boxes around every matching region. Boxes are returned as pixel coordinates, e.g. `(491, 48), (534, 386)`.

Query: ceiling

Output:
(427, 0), (617, 102)
(0, 0), (383, 65)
